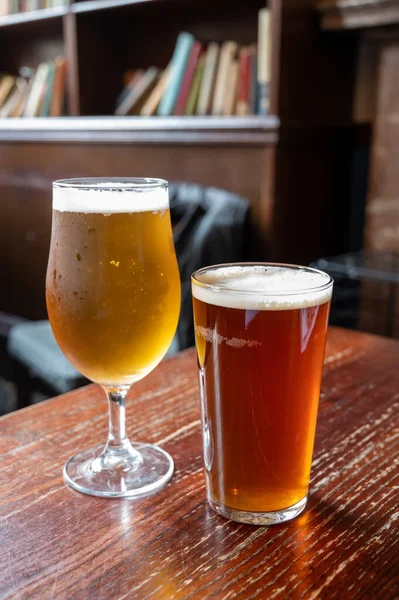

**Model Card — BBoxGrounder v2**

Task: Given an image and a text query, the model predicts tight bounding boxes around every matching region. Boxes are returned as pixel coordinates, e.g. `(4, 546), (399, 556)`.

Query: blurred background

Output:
(0, 0), (398, 412)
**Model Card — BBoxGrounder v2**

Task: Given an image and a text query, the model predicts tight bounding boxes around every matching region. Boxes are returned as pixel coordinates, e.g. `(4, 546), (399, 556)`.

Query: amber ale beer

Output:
(46, 180), (180, 386)
(192, 264), (333, 525)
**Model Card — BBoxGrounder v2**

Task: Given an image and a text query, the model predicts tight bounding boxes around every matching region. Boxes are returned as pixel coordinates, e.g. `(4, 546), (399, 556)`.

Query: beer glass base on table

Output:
(46, 178), (181, 499)
(64, 442), (174, 499)
(209, 495), (308, 526)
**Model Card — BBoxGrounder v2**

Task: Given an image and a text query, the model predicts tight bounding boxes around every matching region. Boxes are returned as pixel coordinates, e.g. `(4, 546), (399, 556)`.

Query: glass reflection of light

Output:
(300, 306), (319, 353)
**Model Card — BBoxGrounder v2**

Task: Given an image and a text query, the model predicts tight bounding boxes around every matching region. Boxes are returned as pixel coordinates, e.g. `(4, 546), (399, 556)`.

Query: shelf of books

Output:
(0, 0), (278, 142)
(114, 9), (271, 119)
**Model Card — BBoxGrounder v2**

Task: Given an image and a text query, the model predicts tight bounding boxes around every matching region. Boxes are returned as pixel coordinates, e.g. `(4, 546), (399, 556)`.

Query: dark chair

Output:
(0, 313), (86, 410)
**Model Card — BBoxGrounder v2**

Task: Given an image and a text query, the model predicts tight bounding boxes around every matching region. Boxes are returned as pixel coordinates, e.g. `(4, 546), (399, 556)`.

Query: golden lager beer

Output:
(46, 181), (180, 385)
(192, 264), (333, 525)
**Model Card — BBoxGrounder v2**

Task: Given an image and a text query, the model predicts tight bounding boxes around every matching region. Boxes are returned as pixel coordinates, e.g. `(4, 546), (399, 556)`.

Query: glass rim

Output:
(191, 262), (334, 297)
(53, 177), (168, 191)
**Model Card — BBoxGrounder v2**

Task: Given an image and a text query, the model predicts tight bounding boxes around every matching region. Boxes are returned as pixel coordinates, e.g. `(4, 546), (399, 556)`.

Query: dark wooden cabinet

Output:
(318, 0), (399, 252)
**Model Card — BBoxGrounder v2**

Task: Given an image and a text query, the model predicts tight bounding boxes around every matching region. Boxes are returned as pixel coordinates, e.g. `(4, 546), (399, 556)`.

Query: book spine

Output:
(249, 48), (258, 115)
(115, 67), (158, 116)
(129, 67), (159, 115)
(184, 56), (205, 116)
(10, 0), (19, 14)
(236, 48), (250, 116)
(223, 58), (239, 116)
(174, 41), (202, 116)
(13, 76), (33, 117)
(157, 32), (194, 116)
(24, 63), (49, 117)
(0, 76), (15, 107)
(0, 1), (8, 16)
(196, 42), (219, 116)
(50, 58), (66, 116)
(212, 42), (237, 116)
(114, 69), (144, 113)
(140, 65), (171, 117)
(41, 62), (55, 116)
(257, 8), (271, 115)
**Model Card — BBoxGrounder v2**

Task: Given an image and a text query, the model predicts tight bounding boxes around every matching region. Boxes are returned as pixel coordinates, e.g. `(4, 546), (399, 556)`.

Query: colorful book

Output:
(196, 42), (219, 116)
(249, 47), (258, 115)
(24, 62), (49, 117)
(41, 61), (55, 116)
(184, 55), (205, 116)
(211, 41), (238, 116)
(130, 69), (160, 115)
(13, 75), (33, 117)
(223, 58), (239, 116)
(8, 0), (18, 13)
(257, 8), (271, 115)
(50, 57), (67, 116)
(115, 67), (159, 116)
(140, 64), (171, 116)
(157, 32), (194, 116)
(26, 0), (39, 10)
(115, 69), (144, 111)
(0, 75), (16, 108)
(236, 47), (251, 116)
(174, 41), (202, 116)
(0, 77), (27, 117)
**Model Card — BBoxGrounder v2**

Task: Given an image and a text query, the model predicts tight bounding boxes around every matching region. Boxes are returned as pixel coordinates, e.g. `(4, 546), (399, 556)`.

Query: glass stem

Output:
(102, 386), (142, 466)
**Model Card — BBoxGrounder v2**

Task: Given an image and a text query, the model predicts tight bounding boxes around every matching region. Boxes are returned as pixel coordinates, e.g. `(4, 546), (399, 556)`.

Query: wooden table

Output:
(0, 327), (398, 599)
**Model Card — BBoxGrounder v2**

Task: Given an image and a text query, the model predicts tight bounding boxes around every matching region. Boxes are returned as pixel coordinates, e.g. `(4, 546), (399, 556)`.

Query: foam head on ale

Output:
(46, 179), (181, 386)
(192, 264), (333, 524)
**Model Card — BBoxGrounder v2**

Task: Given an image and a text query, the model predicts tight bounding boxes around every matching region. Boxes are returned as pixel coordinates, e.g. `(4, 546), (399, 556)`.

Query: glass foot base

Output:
(64, 442), (174, 498)
(209, 494), (307, 526)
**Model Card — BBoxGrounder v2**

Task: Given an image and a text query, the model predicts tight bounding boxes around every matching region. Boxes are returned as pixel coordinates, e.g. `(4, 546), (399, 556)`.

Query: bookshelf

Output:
(0, 0), (359, 321)
(0, 0), (281, 117)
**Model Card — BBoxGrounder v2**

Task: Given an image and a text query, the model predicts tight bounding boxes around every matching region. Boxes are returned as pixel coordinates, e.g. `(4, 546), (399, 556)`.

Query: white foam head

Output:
(53, 179), (169, 213)
(192, 265), (333, 310)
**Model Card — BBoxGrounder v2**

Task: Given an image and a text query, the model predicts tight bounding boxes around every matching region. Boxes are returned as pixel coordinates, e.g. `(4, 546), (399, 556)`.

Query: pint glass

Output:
(192, 263), (333, 525)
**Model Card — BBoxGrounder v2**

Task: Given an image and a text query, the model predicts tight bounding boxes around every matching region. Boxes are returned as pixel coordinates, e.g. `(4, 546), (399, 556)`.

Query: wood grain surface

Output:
(0, 327), (398, 599)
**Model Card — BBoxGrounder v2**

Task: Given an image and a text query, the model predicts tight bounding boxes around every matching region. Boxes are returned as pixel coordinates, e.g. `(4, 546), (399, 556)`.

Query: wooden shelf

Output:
(318, 0), (399, 30)
(0, 0), (247, 24)
(0, 116), (279, 144)
(72, 0), (157, 15)
(0, 6), (68, 28)
(0, 1), (157, 29)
